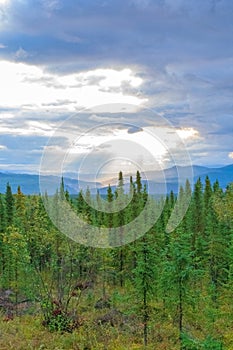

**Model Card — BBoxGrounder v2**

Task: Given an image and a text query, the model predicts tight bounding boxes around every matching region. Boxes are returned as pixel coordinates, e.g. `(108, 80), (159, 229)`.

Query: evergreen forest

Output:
(0, 172), (233, 350)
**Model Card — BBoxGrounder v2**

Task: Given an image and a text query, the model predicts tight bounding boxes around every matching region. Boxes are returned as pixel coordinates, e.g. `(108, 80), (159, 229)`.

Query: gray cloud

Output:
(1, 0), (232, 67)
(127, 126), (143, 134)
(0, 0), (232, 171)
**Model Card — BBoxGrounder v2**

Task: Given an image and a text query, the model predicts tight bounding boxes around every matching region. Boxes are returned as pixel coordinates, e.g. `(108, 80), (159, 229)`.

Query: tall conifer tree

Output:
(5, 182), (14, 226)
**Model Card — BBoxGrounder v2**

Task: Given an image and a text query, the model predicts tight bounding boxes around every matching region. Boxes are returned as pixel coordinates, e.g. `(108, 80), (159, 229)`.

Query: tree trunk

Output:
(178, 276), (183, 349)
(143, 287), (148, 347)
(120, 248), (123, 287)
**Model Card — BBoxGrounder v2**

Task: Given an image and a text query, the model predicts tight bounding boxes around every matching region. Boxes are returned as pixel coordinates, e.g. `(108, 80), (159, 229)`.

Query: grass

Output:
(0, 311), (182, 350)
(1, 284), (225, 349)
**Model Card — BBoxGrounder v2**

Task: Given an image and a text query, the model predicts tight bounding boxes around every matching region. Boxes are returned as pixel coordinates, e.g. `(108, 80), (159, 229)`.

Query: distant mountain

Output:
(194, 164), (233, 189)
(94, 164), (233, 195)
(0, 172), (41, 194)
(0, 172), (101, 195)
(145, 164), (233, 192)
(0, 164), (232, 195)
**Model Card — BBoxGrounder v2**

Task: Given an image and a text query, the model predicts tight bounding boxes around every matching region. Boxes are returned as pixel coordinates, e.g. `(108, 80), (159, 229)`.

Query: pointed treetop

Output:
(107, 185), (114, 202)
(136, 170), (142, 194)
(118, 171), (123, 181)
(17, 185), (22, 195)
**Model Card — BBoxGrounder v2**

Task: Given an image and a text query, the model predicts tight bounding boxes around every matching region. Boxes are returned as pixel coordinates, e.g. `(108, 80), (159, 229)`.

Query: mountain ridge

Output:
(0, 164), (232, 195)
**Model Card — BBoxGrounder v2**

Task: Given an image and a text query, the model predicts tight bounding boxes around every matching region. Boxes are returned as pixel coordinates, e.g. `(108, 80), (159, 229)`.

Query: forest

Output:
(0, 171), (233, 350)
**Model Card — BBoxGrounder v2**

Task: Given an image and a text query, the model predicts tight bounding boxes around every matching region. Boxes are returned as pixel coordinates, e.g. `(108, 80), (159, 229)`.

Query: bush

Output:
(41, 298), (79, 333)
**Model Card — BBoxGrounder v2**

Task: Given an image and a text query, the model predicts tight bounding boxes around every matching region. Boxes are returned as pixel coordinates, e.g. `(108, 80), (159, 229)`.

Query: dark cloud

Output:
(0, 0), (233, 170)
(127, 126), (143, 134)
(1, 0), (233, 68)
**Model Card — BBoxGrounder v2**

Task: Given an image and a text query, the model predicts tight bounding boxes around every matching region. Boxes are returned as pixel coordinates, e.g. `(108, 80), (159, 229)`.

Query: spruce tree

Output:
(76, 190), (85, 216)
(105, 185), (114, 229)
(59, 176), (65, 200)
(0, 193), (6, 233)
(136, 170), (142, 194)
(132, 171), (156, 347)
(5, 182), (14, 226)
(133, 231), (157, 347)
(115, 171), (125, 286)
(0, 193), (6, 278)
(214, 183), (233, 285)
(190, 178), (206, 275)
(15, 185), (26, 232)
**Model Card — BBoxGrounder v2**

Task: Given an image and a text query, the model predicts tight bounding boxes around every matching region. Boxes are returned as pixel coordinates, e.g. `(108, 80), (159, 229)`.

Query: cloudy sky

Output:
(0, 0), (233, 179)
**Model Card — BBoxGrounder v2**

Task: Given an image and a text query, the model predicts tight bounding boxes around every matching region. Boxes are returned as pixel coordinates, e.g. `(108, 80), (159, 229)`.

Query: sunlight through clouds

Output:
(0, 0), (9, 5)
(0, 60), (146, 111)
(0, 0), (233, 171)
(177, 128), (199, 140)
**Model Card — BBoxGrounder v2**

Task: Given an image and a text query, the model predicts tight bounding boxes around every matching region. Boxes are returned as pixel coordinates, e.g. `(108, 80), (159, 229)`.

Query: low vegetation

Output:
(0, 172), (232, 349)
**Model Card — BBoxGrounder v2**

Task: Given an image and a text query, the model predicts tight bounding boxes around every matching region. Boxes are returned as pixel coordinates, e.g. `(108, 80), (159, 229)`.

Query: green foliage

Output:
(0, 193), (6, 233)
(1, 225), (32, 302)
(0, 174), (232, 349)
(41, 297), (75, 333)
(182, 333), (223, 350)
(5, 182), (14, 226)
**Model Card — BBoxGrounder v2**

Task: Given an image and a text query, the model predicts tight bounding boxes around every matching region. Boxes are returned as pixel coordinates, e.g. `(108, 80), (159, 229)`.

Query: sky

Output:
(0, 0), (233, 180)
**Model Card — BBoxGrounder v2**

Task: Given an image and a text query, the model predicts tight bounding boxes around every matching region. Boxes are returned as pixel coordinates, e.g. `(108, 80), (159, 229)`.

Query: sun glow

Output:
(177, 127), (199, 140)
(0, 60), (146, 111)
(0, 0), (10, 5)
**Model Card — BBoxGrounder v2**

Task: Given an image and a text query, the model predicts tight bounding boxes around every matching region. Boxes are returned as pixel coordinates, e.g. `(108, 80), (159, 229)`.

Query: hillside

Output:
(0, 164), (232, 194)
